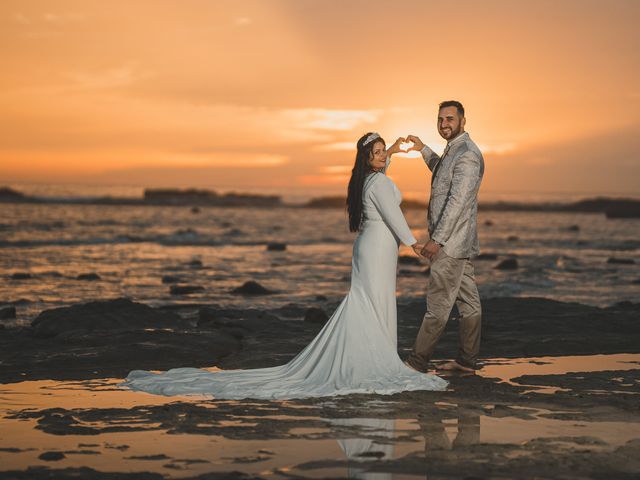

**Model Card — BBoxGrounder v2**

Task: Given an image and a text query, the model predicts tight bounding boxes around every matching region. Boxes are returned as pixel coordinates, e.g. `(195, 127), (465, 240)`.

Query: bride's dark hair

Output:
(347, 133), (386, 232)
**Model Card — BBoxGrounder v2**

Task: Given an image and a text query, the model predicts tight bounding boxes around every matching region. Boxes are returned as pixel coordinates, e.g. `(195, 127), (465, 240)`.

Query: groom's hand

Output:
(405, 135), (425, 152)
(420, 240), (441, 260)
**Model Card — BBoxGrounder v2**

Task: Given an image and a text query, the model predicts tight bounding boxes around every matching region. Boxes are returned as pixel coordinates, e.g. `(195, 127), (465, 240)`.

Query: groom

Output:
(405, 100), (485, 373)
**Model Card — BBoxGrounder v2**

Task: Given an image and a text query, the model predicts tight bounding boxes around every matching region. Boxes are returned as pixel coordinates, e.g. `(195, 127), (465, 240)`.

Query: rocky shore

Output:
(1, 297), (639, 479)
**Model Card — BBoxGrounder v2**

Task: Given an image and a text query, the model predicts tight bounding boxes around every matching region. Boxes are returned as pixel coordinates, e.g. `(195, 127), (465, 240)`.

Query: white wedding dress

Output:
(124, 169), (448, 399)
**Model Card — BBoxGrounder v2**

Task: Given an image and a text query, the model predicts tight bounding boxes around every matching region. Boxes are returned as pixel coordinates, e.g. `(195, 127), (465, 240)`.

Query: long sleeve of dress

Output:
(368, 176), (417, 247)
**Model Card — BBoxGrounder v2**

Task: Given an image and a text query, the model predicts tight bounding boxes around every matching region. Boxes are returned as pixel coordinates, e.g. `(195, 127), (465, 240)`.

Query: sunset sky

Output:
(1, 0), (639, 200)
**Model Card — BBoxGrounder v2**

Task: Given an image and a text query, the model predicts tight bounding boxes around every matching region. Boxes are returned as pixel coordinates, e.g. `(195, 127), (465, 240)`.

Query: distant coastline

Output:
(1, 186), (639, 217)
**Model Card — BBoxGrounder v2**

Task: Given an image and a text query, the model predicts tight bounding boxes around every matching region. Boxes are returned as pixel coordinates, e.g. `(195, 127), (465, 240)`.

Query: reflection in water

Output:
(419, 408), (480, 453)
(333, 418), (395, 480)
(1, 354), (639, 478)
(332, 410), (482, 479)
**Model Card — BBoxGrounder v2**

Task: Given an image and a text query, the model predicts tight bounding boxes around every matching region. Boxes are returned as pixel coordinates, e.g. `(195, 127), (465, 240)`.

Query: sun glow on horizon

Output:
(0, 0), (638, 195)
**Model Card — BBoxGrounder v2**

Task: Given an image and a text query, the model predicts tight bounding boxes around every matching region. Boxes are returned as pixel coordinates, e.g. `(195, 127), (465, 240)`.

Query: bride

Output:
(123, 132), (448, 399)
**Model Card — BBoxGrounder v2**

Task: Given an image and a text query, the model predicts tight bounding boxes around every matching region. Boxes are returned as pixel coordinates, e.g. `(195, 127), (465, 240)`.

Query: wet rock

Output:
(125, 454), (171, 460)
(161, 275), (182, 284)
(398, 255), (421, 266)
(304, 307), (328, 324)
(273, 303), (307, 318)
(198, 308), (282, 339)
(10, 272), (32, 280)
(169, 285), (205, 295)
(476, 253), (498, 260)
(507, 235), (519, 242)
(567, 224), (580, 231)
(266, 242), (287, 251)
(31, 298), (184, 338)
(77, 273), (101, 281)
(185, 259), (204, 268)
(315, 295), (328, 301)
(484, 219), (494, 226)
(494, 258), (518, 270)
(400, 269), (423, 276)
(0, 306), (16, 319)
(191, 206), (200, 213)
(632, 278), (640, 285)
(231, 281), (274, 295)
(39, 451), (65, 461)
(607, 257), (635, 265)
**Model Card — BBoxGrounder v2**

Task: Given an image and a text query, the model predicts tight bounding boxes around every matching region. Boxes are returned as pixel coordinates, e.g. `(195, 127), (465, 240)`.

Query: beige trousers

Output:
(406, 249), (482, 371)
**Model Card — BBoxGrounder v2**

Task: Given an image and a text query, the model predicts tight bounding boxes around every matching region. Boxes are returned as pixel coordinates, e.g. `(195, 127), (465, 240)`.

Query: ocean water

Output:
(1, 202), (639, 324)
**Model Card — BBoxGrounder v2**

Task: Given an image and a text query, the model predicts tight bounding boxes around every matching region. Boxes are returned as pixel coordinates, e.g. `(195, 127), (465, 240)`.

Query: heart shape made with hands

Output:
(399, 141), (415, 152)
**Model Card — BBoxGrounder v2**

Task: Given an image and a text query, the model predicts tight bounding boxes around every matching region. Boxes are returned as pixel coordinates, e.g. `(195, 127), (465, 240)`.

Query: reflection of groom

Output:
(405, 100), (484, 373)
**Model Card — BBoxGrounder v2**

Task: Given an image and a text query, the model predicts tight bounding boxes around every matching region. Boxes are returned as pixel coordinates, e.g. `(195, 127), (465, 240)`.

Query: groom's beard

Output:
(439, 124), (462, 140)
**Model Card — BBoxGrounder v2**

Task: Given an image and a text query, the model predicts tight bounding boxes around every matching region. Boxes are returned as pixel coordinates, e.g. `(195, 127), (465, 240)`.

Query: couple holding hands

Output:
(125, 100), (484, 400)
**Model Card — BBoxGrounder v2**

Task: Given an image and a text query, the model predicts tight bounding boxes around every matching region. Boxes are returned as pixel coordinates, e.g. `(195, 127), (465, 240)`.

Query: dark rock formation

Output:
(495, 258), (518, 270)
(31, 298), (184, 338)
(161, 275), (182, 284)
(0, 306), (16, 319)
(398, 255), (421, 266)
(231, 281), (274, 295)
(607, 257), (635, 265)
(476, 253), (498, 260)
(169, 285), (205, 295)
(10, 272), (32, 280)
(38, 451), (65, 461)
(77, 273), (101, 281)
(266, 242), (287, 251)
(303, 307), (328, 324)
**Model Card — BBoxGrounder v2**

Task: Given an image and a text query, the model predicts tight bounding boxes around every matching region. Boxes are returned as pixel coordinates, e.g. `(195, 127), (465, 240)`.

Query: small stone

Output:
(170, 285), (205, 295)
(39, 451), (65, 461)
(484, 220), (494, 227)
(476, 253), (498, 260)
(0, 306), (16, 319)
(161, 275), (182, 284)
(231, 281), (274, 295)
(568, 225), (580, 232)
(11, 272), (32, 280)
(191, 206), (200, 213)
(398, 255), (421, 266)
(77, 273), (100, 281)
(315, 295), (328, 301)
(186, 259), (203, 268)
(607, 257), (635, 265)
(632, 278), (640, 285)
(507, 235), (519, 242)
(304, 307), (328, 324)
(266, 242), (287, 251)
(495, 258), (518, 270)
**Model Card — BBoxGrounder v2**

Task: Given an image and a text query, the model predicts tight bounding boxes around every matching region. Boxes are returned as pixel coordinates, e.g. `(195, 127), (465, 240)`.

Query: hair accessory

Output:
(362, 132), (380, 146)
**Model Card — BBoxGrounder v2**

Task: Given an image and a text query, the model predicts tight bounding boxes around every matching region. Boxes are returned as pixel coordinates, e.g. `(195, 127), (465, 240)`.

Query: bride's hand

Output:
(387, 137), (406, 156)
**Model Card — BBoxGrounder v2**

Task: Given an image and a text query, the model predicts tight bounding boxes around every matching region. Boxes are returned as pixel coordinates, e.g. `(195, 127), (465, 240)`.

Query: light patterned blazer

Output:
(420, 132), (484, 259)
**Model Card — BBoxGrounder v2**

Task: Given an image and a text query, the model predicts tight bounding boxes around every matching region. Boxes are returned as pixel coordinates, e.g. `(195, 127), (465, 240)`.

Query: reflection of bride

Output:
(123, 132), (447, 400)
(333, 418), (395, 480)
